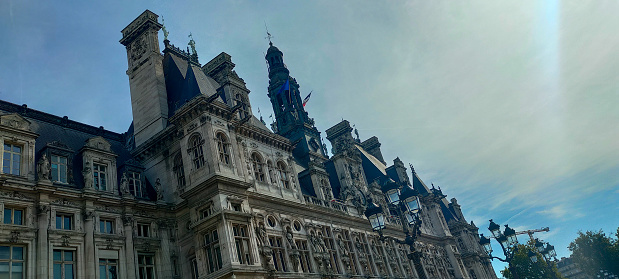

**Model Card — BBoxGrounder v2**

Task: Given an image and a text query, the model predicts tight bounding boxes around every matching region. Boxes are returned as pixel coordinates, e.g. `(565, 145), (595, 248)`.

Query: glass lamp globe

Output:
(529, 250), (538, 263)
(488, 219), (502, 238)
(364, 201), (385, 231)
(479, 234), (492, 255)
(503, 225), (518, 247)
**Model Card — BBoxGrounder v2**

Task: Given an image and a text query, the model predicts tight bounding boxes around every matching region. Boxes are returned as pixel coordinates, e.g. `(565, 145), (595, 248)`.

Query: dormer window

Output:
(93, 163), (107, 191)
(51, 155), (68, 183)
(2, 143), (21, 176)
(173, 153), (186, 189)
(128, 171), (145, 198)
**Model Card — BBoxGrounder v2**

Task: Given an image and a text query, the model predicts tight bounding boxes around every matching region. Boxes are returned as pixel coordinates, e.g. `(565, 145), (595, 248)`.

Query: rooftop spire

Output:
(265, 22), (273, 45)
(188, 33), (197, 56)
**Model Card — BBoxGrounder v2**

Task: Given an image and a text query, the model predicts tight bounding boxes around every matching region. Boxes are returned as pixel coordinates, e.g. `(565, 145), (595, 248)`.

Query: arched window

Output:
(173, 153), (186, 190)
(234, 94), (248, 119)
(266, 160), (275, 183)
(189, 134), (205, 170)
(276, 161), (289, 189)
(321, 179), (332, 201)
(251, 153), (265, 182)
(216, 132), (230, 165)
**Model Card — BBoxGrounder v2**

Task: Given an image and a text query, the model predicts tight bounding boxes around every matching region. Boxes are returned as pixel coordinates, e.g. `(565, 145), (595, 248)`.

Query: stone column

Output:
(157, 219), (173, 278)
(445, 244), (466, 278)
(36, 204), (50, 278)
(84, 210), (96, 278)
(123, 215), (136, 279)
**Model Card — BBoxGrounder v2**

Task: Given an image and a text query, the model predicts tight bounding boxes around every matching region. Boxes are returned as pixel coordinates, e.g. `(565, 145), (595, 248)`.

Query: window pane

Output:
(60, 157), (67, 164)
(108, 266), (117, 279)
(3, 209), (10, 224)
(100, 221), (105, 233)
(12, 262), (23, 279)
(64, 251), (73, 261)
(64, 217), (71, 230)
(65, 264), (74, 279)
(0, 262), (8, 279)
(12, 247), (23, 260)
(0, 246), (9, 259)
(100, 265), (106, 279)
(12, 146), (21, 153)
(14, 210), (22, 225)
(60, 165), (67, 182)
(56, 217), (62, 229)
(53, 264), (61, 279)
(53, 250), (62, 261)
(52, 164), (59, 181)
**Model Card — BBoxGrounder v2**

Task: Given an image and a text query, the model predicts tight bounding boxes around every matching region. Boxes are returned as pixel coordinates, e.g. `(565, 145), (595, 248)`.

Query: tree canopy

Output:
(500, 242), (564, 279)
(568, 228), (619, 277)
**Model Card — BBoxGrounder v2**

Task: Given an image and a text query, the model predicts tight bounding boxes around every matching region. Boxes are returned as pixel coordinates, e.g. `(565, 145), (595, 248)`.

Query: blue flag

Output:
(277, 79), (290, 96)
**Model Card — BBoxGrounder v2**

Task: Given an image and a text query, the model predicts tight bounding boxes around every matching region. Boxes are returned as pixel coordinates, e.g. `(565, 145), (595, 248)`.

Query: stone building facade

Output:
(0, 10), (496, 279)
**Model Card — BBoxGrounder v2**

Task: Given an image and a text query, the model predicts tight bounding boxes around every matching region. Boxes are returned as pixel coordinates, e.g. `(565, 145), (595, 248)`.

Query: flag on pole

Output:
(276, 79), (290, 96)
(302, 91), (313, 107)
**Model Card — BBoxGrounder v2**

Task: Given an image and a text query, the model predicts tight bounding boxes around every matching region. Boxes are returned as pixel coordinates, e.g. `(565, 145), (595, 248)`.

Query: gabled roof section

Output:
(356, 145), (388, 185)
(163, 50), (221, 116)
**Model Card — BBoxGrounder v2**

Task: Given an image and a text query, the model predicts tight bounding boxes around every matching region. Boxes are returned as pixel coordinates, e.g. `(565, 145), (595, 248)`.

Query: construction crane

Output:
(517, 227), (550, 241)
(488, 227), (550, 242)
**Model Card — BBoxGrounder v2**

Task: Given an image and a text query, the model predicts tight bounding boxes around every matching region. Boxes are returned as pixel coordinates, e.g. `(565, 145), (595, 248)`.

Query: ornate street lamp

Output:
(364, 199), (385, 231)
(364, 178), (427, 279)
(480, 220), (523, 279)
(479, 234), (493, 255)
(504, 225), (518, 247)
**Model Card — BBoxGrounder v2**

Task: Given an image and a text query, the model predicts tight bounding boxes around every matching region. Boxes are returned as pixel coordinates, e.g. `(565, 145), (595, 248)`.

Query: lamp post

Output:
(479, 219), (522, 279)
(364, 179), (426, 279)
(531, 238), (559, 279)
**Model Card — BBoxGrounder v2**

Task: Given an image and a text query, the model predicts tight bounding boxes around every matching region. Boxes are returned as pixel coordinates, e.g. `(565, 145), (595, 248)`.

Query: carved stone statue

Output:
(155, 178), (164, 201)
(120, 172), (130, 195)
(37, 153), (51, 181)
(256, 223), (268, 247)
(285, 227), (297, 250)
(82, 162), (93, 189)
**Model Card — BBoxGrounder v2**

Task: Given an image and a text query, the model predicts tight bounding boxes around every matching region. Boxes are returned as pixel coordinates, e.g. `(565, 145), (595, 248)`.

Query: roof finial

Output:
(188, 33), (197, 56)
(265, 22), (273, 46)
(161, 16), (169, 41)
(409, 163), (416, 174)
(353, 124), (360, 143)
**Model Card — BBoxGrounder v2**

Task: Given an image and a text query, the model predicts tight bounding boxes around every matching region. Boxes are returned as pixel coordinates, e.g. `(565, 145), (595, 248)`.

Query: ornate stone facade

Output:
(0, 10), (496, 279)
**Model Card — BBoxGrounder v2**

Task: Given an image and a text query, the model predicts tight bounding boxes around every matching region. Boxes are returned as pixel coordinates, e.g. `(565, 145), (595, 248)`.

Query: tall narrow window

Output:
(277, 161), (289, 189)
(173, 154), (186, 190)
(233, 224), (252, 264)
(189, 135), (205, 170)
(51, 155), (68, 183)
(53, 249), (75, 279)
(216, 133), (231, 166)
(269, 236), (287, 271)
(190, 258), (199, 279)
(296, 239), (312, 273)
(137, 223), (150, 237)
(2, 143), (21, 175)
(93, 163), (107, 191)
(3, 207), (23, 225)
(99, 259), (117, 279)
(128, 171), (144, 198)
(204, 228), (222, 274)
(0, 245), (25, 279)
(137, 255), (155, 279)
(234, 94), (248, 119)
(251, 153), (265, 182)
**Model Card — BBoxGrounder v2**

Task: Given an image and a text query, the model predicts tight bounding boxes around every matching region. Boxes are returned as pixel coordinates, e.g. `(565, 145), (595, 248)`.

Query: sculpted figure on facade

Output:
(120, 171), (131, 196)
(83, 161), (94, 189)
(37, 153), (51, 181)
(155, 178), (164, 201)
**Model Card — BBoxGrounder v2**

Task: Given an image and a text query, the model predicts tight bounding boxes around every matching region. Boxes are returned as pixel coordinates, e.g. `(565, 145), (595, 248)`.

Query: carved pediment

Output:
(0, 113), (31, 131)
(84, 136), (112, 152)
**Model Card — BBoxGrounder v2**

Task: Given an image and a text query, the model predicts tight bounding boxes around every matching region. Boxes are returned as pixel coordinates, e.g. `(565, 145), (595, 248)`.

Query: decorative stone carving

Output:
(9, 231), (20, 243)
(83, 162), (94, 189)
(37, 153), (51, 181)
(0, 113), (30, 130)
(37, 204), (50, 215)
(83, 210), (95, 220)
(61, 235), (71, 247)
(84, 136), (112, 152)
(121, 215), (134, 226)
(119, 171), (131, 196)
(155, 178), (164, 201)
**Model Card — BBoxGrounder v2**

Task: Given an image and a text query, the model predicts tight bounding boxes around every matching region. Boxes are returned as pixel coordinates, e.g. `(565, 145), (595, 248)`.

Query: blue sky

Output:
(1, 1), (618, 276)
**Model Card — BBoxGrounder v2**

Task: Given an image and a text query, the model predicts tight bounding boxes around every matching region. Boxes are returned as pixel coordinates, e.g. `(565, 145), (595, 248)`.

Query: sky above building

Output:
(1, 0), (618, 276)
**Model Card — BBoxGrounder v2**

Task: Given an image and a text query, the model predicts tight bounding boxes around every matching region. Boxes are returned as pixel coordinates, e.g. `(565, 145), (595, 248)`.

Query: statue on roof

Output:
(161, 16), (169, 41)
(188, 33), (197, 56)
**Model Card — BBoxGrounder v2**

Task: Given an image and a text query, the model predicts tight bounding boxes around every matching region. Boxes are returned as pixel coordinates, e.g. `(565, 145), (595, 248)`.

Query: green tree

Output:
(500, 242), (564, 279)
(568, 229), (619, 277)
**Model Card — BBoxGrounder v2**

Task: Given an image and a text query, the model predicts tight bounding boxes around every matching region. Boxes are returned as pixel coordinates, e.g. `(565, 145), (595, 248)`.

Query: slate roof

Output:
(0, 100), (155, 199)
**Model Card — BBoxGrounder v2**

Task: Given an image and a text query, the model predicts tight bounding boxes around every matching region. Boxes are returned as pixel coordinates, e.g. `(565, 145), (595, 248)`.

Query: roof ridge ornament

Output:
(161, 16), (169, 41)
(409, 163), (416, 174)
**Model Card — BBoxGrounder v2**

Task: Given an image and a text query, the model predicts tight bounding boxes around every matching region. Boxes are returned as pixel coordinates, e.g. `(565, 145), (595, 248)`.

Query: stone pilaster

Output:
(123, 215), (136, 279)
(84, 209), (96, 278)
(157, 219), (173, 278)
(36, 204), (50, 279)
